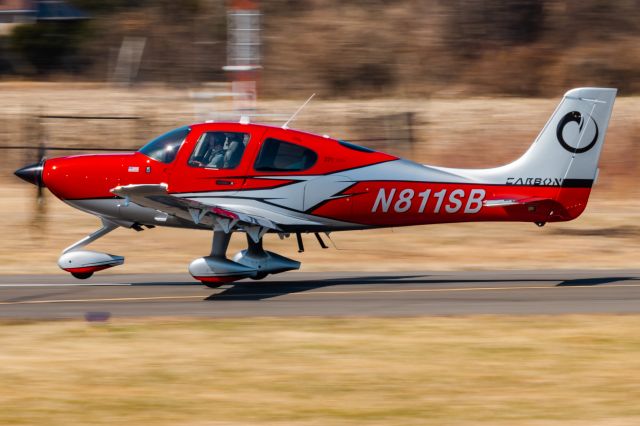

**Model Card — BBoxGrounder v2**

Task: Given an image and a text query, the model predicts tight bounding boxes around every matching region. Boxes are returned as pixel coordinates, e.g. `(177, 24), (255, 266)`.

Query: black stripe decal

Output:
(353, 179), (595, 189)
(560, 179), (594, 188)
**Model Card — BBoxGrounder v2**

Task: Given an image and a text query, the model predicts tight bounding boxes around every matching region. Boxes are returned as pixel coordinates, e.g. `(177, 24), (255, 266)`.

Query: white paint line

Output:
(0, 283), (133, 287)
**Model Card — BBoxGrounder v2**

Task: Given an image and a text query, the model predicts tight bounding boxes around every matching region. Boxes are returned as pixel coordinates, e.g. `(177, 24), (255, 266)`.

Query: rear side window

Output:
(254, 138), (318, 172)
(139, 126), (190, 163)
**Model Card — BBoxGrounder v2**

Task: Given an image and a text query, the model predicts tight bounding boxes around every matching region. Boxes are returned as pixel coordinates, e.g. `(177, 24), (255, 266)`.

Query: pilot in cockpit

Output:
(190, 131), (246, 169)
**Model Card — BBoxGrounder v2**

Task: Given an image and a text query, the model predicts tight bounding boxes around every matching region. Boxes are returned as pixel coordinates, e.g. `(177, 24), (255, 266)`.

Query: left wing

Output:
(111, 184), (280, 242)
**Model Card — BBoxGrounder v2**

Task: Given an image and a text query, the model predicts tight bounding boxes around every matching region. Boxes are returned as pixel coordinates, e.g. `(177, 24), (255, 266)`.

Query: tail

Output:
(504, 87), (617, 187)
(451, 87), (617, 221)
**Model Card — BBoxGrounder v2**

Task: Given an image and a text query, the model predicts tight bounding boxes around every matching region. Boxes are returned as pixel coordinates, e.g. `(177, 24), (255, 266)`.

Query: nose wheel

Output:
(71, 272), (94, 280)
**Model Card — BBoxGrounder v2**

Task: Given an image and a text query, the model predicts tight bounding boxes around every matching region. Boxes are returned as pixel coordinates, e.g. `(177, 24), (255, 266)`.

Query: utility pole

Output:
(223, 0), (262, 116)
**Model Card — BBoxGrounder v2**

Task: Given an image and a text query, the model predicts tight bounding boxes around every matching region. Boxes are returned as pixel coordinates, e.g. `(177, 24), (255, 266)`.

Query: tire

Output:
(71, 272), (93, 280)
(251, 272), (268, 280)
(202, 282), (224, 289)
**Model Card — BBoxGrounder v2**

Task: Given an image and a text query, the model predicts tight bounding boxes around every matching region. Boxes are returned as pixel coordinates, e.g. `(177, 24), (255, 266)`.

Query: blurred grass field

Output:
(1, 316), (640, 426)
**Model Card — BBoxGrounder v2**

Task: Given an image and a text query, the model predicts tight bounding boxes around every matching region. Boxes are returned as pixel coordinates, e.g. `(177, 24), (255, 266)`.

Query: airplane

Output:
(14, 87), (616, 287)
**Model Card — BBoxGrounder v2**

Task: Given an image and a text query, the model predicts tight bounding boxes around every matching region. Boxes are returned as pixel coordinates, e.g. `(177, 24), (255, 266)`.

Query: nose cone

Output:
(14, 162), (44, 187)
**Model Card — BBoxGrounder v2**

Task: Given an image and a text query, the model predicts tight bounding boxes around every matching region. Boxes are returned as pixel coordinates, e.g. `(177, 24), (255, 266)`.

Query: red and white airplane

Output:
(15, 87), (616, 286)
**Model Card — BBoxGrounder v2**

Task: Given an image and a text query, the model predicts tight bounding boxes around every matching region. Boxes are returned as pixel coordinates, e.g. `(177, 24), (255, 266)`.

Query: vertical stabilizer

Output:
(501, 87), (617, 185)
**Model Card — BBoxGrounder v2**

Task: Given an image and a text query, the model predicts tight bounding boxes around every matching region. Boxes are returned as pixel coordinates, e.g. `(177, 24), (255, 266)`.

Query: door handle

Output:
(216, 179), (234, 186)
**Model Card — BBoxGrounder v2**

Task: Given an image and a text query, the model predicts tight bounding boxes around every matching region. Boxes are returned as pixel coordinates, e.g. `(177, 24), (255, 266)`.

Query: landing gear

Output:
(189, 230), (300, 286)
(189, 230), (256, 288)
(233, 234), (300, 278)
(58, 218), (125, 279)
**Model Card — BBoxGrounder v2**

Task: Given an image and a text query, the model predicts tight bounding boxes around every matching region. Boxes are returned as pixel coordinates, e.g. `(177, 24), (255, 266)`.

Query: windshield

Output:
(139, 126), (190, 163)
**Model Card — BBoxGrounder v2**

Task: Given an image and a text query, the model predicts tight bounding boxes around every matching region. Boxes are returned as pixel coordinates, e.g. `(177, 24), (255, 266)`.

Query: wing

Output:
(111, 184), (280, 242)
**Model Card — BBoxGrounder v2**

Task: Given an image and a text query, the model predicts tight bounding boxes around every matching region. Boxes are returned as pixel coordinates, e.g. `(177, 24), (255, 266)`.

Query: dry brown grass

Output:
(1, 316), (640, 425)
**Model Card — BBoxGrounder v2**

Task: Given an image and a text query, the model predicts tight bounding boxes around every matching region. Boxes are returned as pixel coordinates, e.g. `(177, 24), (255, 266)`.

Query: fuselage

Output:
(40, 122), (593, 232)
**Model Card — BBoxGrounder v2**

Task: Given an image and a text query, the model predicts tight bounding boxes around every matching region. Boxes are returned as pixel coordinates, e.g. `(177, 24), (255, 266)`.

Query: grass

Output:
(1, 316), (640, 425)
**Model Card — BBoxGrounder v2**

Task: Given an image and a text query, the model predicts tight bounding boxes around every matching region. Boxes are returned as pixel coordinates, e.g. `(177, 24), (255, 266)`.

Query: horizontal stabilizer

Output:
(483, 197), (552, 208)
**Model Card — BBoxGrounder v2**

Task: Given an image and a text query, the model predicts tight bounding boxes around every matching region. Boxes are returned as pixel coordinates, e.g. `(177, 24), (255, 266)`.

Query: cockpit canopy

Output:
(137, 124), (380, 171)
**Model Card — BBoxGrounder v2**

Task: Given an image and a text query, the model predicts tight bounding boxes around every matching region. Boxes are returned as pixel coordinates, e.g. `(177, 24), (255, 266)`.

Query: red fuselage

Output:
(40, 122), (592, 231)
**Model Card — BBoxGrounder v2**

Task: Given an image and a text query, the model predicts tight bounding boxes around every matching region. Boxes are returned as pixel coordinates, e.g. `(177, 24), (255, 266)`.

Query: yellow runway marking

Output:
(0, 282), (639, 305)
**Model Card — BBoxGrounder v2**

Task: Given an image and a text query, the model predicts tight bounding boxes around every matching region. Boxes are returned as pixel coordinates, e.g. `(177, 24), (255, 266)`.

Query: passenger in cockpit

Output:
(207, 133), (226, 169)
(223, 133), (245, 169)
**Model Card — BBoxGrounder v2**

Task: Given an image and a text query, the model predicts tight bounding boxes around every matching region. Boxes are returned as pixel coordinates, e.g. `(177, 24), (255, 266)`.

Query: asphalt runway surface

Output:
(0, 270), (639, 319)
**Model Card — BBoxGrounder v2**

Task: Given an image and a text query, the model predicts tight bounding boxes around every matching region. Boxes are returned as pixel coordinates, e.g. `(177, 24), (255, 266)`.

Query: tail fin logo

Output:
(556, 111), (599, 154)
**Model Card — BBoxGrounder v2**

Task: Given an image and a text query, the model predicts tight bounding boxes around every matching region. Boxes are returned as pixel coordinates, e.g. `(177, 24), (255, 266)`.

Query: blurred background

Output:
(2, 5), (639, 424)
(1, 0), (638, 273)
(2, 0), (640, 95)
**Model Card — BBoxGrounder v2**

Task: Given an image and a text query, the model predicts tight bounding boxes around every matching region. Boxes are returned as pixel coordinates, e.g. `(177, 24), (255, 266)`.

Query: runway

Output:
(0, 270), (639, 319)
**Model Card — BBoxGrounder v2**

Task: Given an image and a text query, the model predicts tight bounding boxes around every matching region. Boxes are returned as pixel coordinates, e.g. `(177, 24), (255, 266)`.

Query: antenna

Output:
(282, 93), (316, 129)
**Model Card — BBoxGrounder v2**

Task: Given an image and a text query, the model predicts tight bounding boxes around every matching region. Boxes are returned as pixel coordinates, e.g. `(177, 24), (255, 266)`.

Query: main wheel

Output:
(197, 276), (240, 288)
(71, 272), (93, 280)
(251, 272), (269, 280)
(202, 282), (224, 289)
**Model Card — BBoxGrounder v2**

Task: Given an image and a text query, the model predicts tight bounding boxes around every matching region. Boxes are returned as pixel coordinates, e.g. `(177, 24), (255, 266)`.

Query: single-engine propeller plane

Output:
(15, 88), (616, 286)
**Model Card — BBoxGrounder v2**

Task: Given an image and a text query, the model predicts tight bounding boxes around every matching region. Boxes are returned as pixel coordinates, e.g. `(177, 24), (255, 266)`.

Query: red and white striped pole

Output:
(223, 0), (261, 115)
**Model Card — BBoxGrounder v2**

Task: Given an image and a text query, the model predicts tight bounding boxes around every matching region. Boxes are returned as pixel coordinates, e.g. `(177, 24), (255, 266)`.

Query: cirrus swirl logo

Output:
(556, 111), (599, 154)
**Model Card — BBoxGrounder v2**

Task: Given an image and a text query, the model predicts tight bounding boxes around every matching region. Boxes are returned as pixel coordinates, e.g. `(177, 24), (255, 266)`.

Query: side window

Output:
(254, 138), (318, 172)
(188, 132), (250, 169)
(138, 126), (190, 164)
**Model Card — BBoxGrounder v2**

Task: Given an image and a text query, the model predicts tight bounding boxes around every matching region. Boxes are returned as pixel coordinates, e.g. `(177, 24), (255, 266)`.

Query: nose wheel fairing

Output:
(59, 251), (124, 279)
(57, 218), (125, 279)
